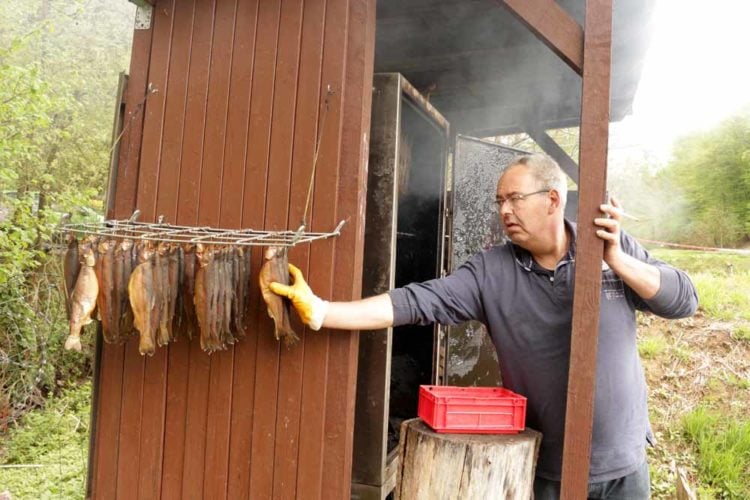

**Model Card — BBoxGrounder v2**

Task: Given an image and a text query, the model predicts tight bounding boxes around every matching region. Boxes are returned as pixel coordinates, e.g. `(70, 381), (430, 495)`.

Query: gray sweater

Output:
(389, 221), (698, 482)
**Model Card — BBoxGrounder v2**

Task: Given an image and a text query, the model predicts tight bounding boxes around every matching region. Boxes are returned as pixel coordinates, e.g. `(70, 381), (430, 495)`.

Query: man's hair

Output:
(506, 153), (568, 207)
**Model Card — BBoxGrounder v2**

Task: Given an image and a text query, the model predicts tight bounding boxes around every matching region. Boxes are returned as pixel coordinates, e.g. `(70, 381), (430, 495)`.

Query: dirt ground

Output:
(640, 311), (750, 498)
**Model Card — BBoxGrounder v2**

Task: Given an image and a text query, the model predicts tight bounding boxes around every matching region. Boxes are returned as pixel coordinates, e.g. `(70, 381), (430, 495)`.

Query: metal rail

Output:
(62, 215), (346, 248)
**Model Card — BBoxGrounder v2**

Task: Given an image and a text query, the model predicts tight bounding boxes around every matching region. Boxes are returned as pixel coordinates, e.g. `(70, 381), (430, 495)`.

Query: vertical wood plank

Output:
(323, 0), (376, 496)
(244, 1), (282, 497)
(560, 0), (613, 497)
(278, 0), (327, 497)
(297, 0), (348, 496)
(176, 0), (216, 497)
(224, 0), (260, 496)
(112, 26), (154, 221)
(157, 1), (196, 498)
(91, 19), (154, 497)
(267, 0), (305, 497)
(131, 2), (176, 498)
(201, 0), (239, 497)
(90, 343), (125, 498)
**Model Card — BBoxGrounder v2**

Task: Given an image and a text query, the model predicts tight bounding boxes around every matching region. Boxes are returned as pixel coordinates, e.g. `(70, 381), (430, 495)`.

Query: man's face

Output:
(495, 165), (551, 246)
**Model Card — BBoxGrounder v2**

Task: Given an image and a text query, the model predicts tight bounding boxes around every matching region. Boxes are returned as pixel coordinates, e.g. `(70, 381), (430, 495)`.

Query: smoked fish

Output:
(194, 244), (215, 352)
(115, 239), (136, 342)
(62, 235), (80, 320)
(156, 242), (171, 347)
(65, 242), (99, 351)
(259, 246), (298, 345)
(129, 242), (157, 355)
(181, 244), (197, 339)
(96, 239), (117, 343)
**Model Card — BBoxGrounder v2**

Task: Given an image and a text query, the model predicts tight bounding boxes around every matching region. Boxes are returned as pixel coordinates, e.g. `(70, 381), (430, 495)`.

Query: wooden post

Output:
(396, 419), (541, 499)
(561, 0), (613, 497)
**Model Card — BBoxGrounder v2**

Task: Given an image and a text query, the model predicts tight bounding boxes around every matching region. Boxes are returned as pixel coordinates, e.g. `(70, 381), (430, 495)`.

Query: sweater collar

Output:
(510, 219), (577, 272)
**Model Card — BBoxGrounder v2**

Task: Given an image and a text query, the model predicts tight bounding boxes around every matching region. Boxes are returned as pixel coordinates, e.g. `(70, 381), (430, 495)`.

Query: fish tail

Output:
(65, 334), (82, 352)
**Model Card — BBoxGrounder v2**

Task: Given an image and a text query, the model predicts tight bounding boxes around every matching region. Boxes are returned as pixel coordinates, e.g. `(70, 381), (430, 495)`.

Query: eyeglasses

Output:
(494, 189), (550, 210)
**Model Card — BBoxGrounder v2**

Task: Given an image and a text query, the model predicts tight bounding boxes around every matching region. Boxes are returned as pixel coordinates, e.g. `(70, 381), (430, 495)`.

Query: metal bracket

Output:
(134, 4), (153, 30)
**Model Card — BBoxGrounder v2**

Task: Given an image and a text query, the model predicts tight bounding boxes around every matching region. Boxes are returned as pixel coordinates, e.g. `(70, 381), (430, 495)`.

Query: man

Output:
(270, 153), (698, 499)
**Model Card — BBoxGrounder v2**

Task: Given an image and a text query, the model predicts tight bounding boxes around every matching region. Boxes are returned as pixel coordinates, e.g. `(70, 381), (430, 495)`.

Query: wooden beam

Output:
(498, 0), (584, 75)
(525, 127), (580, 184)
(561, 0), (613, 498)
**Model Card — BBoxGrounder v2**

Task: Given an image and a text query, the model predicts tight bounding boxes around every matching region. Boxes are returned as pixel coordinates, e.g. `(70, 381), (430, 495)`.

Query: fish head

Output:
(197, 245), (214, 265)
(80, 245), (96, 267)
(138, 242), (154, 262)
(98, 239), (114, 253)
(264, 247), (278, 260)
(120, 239), (134, 252)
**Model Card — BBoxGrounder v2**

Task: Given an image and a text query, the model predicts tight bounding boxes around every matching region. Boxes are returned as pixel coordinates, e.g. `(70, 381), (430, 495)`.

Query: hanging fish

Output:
(155, 242), (172, 347)
(194, 244), (216, 352)
(62, 234), (80, 320)
(115, 239), (136, 342)
(65, 242), (99, 351)
(170, 243), (184, 338)
(129, 242), (157, 355)
(181, 244), (198, 339)
(95, 239), (117, 343)
(221, 247), (235, 347)
(259, 246), (298, 345)
(231, 247), (247, 337)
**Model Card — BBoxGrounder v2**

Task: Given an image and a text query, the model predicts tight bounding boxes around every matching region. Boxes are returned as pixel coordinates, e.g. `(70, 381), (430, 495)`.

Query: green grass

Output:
(682, 406), (750, 499)
(649, 248), (750, 275)
(638, 335), (669, 359)
(735, 324), (750, 342)
(0, 382), (91, 499)
(691, 272), (750, 321)
(650, 248), (750, 322)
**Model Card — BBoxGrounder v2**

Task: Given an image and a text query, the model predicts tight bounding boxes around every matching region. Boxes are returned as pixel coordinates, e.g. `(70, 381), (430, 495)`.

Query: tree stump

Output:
(395, 418), (541, 500)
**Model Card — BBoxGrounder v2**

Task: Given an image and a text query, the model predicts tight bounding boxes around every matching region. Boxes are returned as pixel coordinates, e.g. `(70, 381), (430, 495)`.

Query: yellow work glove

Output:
(269, 263), (329, 331)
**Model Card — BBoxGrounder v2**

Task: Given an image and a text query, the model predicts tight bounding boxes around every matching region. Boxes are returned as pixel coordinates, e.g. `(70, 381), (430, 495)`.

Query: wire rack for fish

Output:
(61, 215), (346, 248)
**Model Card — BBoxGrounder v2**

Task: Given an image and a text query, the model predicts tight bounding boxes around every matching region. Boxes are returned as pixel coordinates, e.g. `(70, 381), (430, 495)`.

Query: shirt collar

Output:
(509, 218), (577, 272)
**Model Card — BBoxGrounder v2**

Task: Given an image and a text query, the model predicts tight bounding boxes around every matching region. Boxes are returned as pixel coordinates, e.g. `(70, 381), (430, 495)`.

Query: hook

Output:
(129, 209), (141, 222)
(333, 219), (346, 235)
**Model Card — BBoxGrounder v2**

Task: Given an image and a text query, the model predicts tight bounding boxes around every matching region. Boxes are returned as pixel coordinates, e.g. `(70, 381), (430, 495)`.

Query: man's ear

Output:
(548, 189), (561, 214)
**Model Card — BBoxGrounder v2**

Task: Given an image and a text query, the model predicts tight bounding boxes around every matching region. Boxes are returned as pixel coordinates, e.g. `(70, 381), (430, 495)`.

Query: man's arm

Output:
(595, 199), (698, 318)
(269, 264), (394, 331)
(595, 200), (660, 299)
(323, 294), (394, 330)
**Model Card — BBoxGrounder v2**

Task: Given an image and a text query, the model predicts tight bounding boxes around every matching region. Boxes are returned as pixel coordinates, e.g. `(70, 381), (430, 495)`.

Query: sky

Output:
(609, 0), (750, 165)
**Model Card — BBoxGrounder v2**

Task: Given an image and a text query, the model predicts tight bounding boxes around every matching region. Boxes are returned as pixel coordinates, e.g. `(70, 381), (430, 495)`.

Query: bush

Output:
(0, 382), (91, 499)
(0, 195), (94, 430)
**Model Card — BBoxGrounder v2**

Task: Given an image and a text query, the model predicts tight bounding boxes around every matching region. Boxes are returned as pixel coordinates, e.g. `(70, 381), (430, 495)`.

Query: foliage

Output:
(0, 0), (135, 204)
(0, 0), (134, 428)
(665, 110), (750, 247)
(608, 111), (750, 248)
(0, 382), (91, 499)
(682, 406), (750, 499)
(0, 195), (99, 431)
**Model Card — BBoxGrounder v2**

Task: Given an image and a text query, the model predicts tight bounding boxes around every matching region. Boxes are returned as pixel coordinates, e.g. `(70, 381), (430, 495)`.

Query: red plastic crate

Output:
(417, 385), (527, 434)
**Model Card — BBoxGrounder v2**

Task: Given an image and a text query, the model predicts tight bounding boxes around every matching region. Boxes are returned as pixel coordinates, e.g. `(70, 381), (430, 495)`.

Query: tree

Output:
(662, 110), (750, 247)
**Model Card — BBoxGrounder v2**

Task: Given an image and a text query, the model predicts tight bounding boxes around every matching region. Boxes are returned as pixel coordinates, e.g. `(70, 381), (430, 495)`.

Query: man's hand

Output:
(269, 264), (329, 330)
(593, 195), (661, 299)
(594, 195), (624, 267)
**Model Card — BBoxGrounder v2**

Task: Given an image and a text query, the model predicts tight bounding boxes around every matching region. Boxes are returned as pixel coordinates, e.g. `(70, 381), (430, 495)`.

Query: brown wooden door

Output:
(88, 0), (376, 498)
